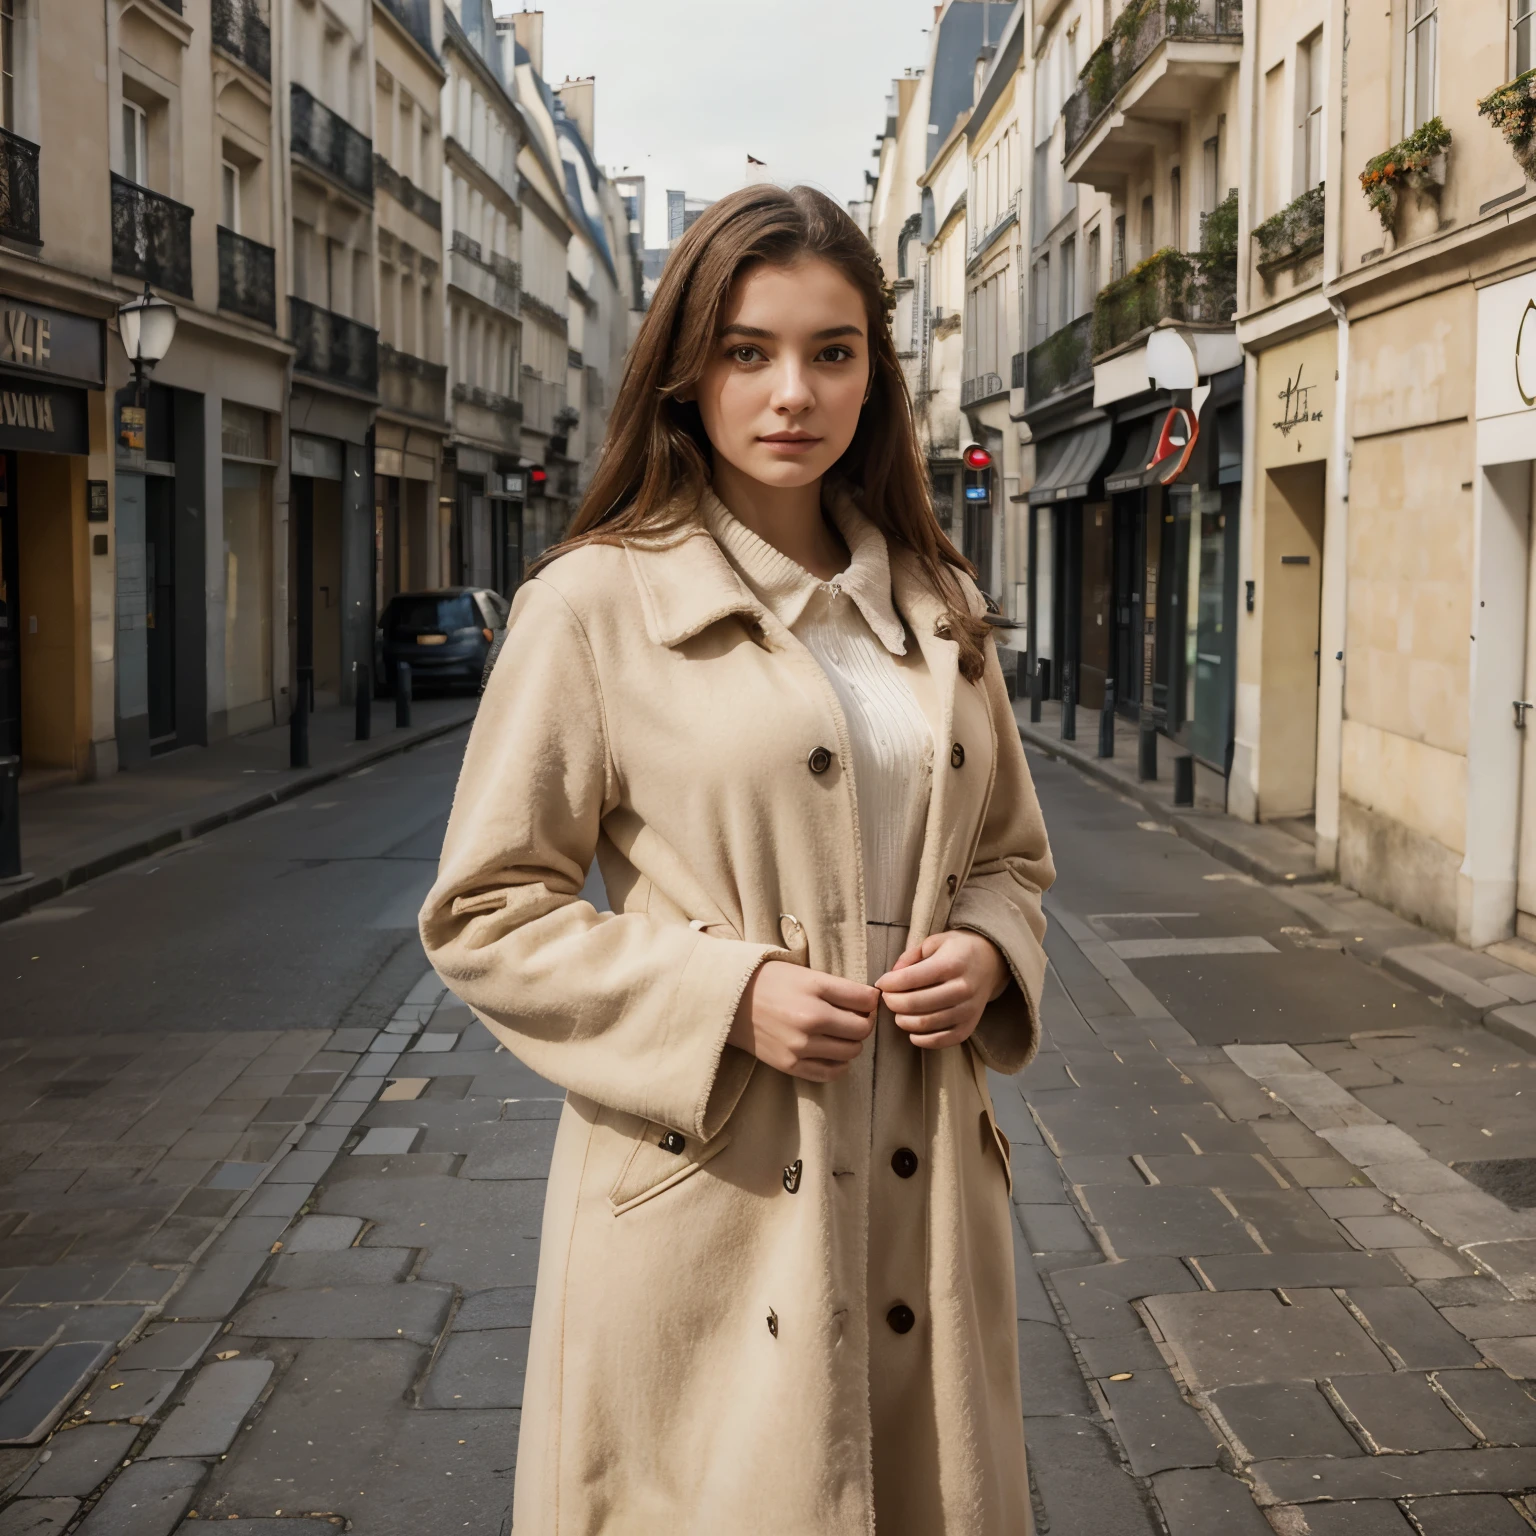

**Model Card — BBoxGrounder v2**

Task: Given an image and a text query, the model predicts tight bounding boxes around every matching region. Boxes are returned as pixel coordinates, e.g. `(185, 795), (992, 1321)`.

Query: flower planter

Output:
(1478, 69), (1536, 182)
(1360, 117), (1451, 247)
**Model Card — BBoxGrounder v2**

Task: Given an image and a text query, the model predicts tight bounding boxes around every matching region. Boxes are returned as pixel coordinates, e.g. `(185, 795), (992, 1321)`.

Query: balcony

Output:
(111, 174), (193, 298)
(961, 372), (1005, 407)
(448, 231), (519, 312)
(968, 192), (1020, 268)
(290, 83), (372, 203)
(212, 0), (271, 81)
(217, 226), (276, 327)
(1253, 184), (1325, 276)
(520, 290), (568, 337)
(375, 155), (441, 228)
(0, 127), (40, 248)
(451, 380), (521, 450)
(519, 369), (564, 437)
(1064, 0), (1241, 193)
(1026, 313), (1093, 407)
(1091, 245), (1235, 357)
(290, 296), (378, 394)
(381, 345), (447, 422)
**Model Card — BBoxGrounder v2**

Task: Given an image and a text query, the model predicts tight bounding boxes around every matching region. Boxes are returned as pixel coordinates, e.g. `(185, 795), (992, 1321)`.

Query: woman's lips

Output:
(759, 434), (822, 454)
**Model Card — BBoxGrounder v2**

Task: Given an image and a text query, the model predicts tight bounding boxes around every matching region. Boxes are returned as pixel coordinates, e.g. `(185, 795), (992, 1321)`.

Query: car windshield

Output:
(387, 594), (478, 631)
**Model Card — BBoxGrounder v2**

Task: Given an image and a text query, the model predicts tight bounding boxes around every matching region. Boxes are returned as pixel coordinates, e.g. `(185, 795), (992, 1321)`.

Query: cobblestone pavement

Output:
(5, 746), (1536, 1532)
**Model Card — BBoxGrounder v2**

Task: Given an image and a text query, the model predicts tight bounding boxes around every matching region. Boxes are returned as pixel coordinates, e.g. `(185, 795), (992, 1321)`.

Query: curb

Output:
(0, 713), (475, 926)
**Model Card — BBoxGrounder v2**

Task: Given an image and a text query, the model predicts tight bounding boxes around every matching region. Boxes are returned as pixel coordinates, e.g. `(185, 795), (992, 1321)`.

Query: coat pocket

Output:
(608, 1120), (734, 1216)
(964, 1043), (1014, 1198)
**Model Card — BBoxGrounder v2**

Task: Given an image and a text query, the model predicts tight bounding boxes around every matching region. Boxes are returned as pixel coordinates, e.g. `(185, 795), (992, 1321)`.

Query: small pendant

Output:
(767, 1308), (779, 1338)
(783, 1159), (803, 1193)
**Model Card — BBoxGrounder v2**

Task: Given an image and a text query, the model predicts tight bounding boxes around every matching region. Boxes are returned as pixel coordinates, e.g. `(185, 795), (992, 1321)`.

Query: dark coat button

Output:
(887, 1304), (916, 1334)
(891, 1147), (919, 1179)
(783, 1159), (803, 1193)
(946, 874), (958, 895)
(807, 746), (833, 774)
(950, 742), (965, 768)
(659, 1131), (685, 1154)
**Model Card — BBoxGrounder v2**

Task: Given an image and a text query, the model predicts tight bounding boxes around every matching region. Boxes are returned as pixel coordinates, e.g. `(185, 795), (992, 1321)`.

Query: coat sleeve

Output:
(418, 575), (782, 1141)
(948, 637), (1056, 1074)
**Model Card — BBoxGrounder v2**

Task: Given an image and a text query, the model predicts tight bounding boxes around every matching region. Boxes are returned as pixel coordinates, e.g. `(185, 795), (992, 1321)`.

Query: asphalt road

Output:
(1, 730), (469, 1039)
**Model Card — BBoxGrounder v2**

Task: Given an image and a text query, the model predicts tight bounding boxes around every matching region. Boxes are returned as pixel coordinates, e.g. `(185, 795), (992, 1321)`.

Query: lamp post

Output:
(117, 281), (179, 403)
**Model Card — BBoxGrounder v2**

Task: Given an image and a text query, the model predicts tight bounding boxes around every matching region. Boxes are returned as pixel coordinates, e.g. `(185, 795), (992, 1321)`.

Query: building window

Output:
(1297, 30), (1325, 191)
(1059, 235), (1076, 322)
(1405, 0), (1438, 132)
(1516, 0), (1534, 74)
(1086, 226), (1101, 298)
(0, 0), (14, 133)
(1170, 167), (1182, 250)
(1202, 135), (1220, 212)
(1112, 215), (1126, 281)
(123, 98), (148, 185)
(1032, 255), (1050, 343)
(221, 160), (241, 232)
(1139, 195), (1154, 260)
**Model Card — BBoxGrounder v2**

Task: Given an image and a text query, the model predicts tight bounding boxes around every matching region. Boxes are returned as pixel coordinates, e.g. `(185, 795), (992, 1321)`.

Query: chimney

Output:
(556, 77), (596, 153)
(509, 10), (544, 77)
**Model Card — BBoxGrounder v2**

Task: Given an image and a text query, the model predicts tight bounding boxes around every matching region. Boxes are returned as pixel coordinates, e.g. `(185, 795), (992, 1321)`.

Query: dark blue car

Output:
(377, 588), (509, 695)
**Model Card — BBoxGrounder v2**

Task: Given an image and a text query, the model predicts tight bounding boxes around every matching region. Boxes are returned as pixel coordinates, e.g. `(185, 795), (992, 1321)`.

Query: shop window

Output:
(1405, 0), (1438, 133)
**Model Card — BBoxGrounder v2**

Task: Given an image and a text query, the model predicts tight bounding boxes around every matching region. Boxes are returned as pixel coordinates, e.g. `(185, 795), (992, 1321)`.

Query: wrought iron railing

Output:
(1253, 183), (1326, 271)
(290, 295), (378, 393)
(520, 291), (568, 336)
(452, 381), (522, 418)
(0, 127), (40, 247)
(567, 348), (584, 371)
(217, 226), (276, 326)
(379, 346), (447, 420)
(374, 154), (441, 228)
(290, 83), (373, 202)
(1065, 0), (1242, 161)
(1091, 246), (1236, 356)
(111, 174), (193, 298)
(1026, 313), (1093, 405)
(1011, 351), (1026, 390)
(960, 372), (1005, 407)
(212, 0), (271, 80)
(969, 192), (1020, 261)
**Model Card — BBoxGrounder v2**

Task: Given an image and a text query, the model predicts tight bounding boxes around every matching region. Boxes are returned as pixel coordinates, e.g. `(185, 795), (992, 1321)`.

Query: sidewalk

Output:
(1017, 696), (1536, 1056)
(1, 697), (478, 926)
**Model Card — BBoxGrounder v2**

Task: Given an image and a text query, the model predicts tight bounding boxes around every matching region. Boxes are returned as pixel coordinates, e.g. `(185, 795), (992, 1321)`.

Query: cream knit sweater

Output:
(701, 490), (935, 927)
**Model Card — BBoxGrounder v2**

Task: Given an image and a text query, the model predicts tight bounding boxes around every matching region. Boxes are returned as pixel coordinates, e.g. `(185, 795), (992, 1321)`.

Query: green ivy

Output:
(1477, 69), (1536, 180)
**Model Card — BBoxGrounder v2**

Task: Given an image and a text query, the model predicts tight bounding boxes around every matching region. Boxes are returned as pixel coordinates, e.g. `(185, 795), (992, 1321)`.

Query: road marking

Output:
(1110, 936), (1279, 960)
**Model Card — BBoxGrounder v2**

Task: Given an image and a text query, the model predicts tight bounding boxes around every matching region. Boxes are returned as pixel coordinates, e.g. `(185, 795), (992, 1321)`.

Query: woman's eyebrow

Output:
(718, 323), (865, 341)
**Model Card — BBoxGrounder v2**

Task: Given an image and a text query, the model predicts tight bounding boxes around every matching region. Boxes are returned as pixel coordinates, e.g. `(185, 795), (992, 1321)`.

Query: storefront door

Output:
(1192, 485), (1241, 769)
(1078, 501), (1111, 710)
(145, 472), (176, 746)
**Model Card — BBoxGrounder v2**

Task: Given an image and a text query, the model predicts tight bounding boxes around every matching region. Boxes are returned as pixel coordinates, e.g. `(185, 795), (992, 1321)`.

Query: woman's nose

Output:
(770, 362), (814, 413)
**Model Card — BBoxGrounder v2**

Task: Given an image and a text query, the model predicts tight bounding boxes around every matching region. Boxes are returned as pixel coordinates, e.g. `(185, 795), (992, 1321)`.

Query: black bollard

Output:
(396, 660), (412, 729)
(1137, 708), (1157, 782)
(289, 677), (310, 770)
(1174, 753), (1195, 807)
(1098, 678), (1116, 759)
(0, 754), (22, 881)
(1061, 675), (1076, 742)
(354, 660), (371, 742)
(1029, 657), (1043, 724)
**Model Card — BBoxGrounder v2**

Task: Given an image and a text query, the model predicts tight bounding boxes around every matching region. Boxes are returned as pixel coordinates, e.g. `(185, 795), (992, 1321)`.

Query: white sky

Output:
(505, 0), (942, 244)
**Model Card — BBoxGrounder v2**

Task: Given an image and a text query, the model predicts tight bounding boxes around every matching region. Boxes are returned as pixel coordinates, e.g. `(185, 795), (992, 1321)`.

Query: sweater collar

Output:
(698, 483), (909, 656)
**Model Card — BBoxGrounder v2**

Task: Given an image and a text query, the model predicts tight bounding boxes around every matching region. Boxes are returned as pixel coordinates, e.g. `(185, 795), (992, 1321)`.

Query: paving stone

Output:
(1023, 1415), (1160, 1536)
(172, 1187), (243, 1219)
(1340, 1214), (1434, 1248)
(75, 1369), (181, 1424)
(328, 1028), (380, 1053)
(423, 1326), (528, 1408)
(228, 1282), (453, 1344)
(1433, 1368), (1536, 1444)
(1346, 1287), (1483, 1370)
(205, 1161), (265, 1190)
(137, 1216), (219, 1266)
(162, 1252), (266, 1321)
(296, 1126), (348, 1153)
(405, 1033), (459, 1053)
(241, 1182), (311, 1220)
(1102, 1370), (1219, 1476)
(1136, 1154), (1286, 1190)
(267, 1150), (336, 1184)
(1050, 1258), (1199, 1336)
(6, 1264), (131, 1306)
(1391, 1247), (1475, 1280)
(459, 1119), (558, 1180)
(1151, 1467), (1272, 1535)
(1478, 1337), (1536, 1377)
(1059, 1154), (1142, 1185)
(283, 1215), (362, 1252)
(1280, 1156), (1366, 1188)
(1012, 1224), (1058, 1324)
(1191, 1252), (1409, 1291)
(1077, 1330), (1171, 1379)
(1311, 1187), (1393, 1218)
(1421, 1276), (1513, 1307)
(1406, 1494), (1534, 1534)
(144, 1358), (274, 1458)
(1017, 1202), (1097, 1253)
(1016, 1321), (1094, 1416)
(350, 1127), (420, 1156)
(113, 1324), (218, 1373)
(74, 1456), (203, 1536)
(20, 1425), (138, 1495)
(1272, 1501), (1414, 1534)
(1327, 1371), (1477, 1452)
(1442, 1302), (1536, 1338)
(1225, 1189), (1353, 1252)
(104, 1268), (179, 1306)
(1145, 1289), (1390, 1390)
(1255, 1122), (1336, 1159)
(1470, 1241), (1536, 1300)
(208, 1216), (290, 1255)
(1010, 1144), (1070, 1203)
(1032, 1107), (1217, 1157)
(0, 1342), (114, 1445)
(1078, 1185), (1258, 1258)
(0, 1499), (80, 1536)
(454, 1285), (536, 1332)
(1250, 1447), (1536, 1506)
(1204, 1380), (1361, 1461)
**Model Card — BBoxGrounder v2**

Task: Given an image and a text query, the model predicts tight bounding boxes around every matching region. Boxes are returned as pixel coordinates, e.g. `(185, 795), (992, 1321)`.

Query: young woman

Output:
(421, 184), (1054, 1535)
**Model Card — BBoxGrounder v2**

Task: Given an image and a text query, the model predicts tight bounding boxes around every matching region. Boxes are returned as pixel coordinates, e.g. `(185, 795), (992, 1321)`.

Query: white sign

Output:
(1475, 270), (1536, 466)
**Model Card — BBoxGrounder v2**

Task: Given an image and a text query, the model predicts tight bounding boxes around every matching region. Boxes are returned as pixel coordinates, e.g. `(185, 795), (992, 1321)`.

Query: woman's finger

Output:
(882, 978), (971, 1017)
(812, 1005), (879, 1041)
(874, 950), (960, 993)
(892, 1003), (973, 1036)
(908, 1026), (971, 1050)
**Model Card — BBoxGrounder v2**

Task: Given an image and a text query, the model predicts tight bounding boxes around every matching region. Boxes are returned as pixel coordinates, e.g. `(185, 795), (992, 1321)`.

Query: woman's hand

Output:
(729, 961), (879, 1082)
(875, 930), (1010, 1050)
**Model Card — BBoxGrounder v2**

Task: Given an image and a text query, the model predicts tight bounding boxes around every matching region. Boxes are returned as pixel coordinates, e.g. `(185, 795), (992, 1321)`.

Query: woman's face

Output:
(693, 257), (873, 493)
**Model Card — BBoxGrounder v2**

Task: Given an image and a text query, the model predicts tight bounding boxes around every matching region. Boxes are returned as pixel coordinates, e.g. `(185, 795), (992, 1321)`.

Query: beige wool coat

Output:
(419, 495), (1055, 1536)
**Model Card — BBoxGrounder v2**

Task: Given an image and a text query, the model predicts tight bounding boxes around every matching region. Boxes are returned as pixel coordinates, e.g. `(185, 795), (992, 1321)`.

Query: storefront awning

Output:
(1023, 419), (1113, 505)
(1103, 414), (1157, 494)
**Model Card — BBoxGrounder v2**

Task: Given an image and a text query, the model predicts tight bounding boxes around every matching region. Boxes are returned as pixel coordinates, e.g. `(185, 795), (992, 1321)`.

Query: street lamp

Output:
(117, 281), (179, 401)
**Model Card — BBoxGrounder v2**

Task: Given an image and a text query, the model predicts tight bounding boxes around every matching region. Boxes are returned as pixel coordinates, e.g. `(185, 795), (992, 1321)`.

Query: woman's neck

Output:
(711, 462), (847, 582)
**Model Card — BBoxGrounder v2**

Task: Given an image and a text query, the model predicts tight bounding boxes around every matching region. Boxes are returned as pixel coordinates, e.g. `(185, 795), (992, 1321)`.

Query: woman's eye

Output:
(819, 345), (856, 363)
(729, 345), (764, 364)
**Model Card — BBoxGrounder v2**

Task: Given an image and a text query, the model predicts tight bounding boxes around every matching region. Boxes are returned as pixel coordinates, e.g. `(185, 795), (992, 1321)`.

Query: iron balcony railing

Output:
(212, 0), (271, 80)
(380, 345), (448, 423)
(968, 192), (1020, 262)
(290, 295), (378, 393)
(374, 156), (441, 228)
(290, 83), (373, 202)
(1253, 183), (1326, 271)
(1091, 246), (1236, 357)
(0, 127), (40, 247)
(111, 174), (193, 298)
(217, 226), (276, 327)
(960, 372), (1005, 407)
(1026, 313), (1093, 406)
(1010, 351), (1026, 390)
(1065, 0), (1242, 162)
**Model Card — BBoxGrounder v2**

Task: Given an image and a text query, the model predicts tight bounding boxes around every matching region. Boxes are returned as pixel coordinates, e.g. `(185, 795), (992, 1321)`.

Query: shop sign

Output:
(1475, 272), (1536, 464)
(0, 297), (106, 388)
(0, 374), (88, 455)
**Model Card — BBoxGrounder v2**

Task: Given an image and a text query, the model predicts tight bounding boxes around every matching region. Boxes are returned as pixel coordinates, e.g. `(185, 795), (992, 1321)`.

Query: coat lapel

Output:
(624, 527), (762, 647)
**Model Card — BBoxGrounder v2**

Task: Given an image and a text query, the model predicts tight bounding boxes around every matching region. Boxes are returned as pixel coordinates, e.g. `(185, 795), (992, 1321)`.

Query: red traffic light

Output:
(529, 466), (547, 486)
(963, 444), (992, 469)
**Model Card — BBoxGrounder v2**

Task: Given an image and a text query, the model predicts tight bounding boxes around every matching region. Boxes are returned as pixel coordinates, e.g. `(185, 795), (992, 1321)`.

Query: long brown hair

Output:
(533, 183), (990, 681)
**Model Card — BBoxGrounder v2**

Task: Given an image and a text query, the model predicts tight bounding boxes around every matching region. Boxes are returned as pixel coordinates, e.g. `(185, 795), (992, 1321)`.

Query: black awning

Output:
(1104, 415), (1157, 494)
(1024, 419), (1113, 505)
